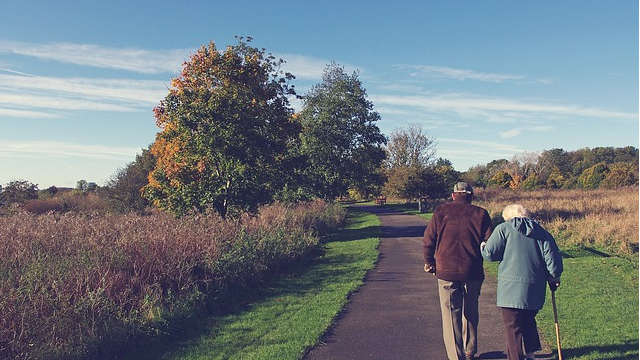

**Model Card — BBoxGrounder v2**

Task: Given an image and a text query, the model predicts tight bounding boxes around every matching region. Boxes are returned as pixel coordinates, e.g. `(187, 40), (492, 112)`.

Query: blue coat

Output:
(482, 217), (563, 310)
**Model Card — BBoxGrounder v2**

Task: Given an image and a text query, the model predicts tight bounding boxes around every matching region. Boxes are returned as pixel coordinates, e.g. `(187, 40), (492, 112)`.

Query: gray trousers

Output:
(437, 279), (483, 360)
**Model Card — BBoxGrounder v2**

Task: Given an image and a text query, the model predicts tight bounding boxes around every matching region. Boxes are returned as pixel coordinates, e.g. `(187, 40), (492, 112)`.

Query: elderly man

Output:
(423, 182), (493, 360)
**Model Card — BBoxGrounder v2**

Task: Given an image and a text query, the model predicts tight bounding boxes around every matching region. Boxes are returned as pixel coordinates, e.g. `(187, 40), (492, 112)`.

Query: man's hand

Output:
(548, 277), (560, 291)
(424, 263), (436, 274)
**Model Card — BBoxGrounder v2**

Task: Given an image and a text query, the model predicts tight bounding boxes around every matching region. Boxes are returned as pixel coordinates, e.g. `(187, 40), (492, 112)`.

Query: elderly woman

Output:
(481, 204), (563, 360)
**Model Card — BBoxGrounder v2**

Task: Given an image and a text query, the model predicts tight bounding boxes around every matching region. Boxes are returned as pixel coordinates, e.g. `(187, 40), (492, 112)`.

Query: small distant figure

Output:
(423, 182), (493, 360)
(481, 204), (563, 360)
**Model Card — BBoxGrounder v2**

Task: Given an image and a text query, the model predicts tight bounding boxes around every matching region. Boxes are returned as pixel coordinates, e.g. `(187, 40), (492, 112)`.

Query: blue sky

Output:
(0, 1), (637, 187)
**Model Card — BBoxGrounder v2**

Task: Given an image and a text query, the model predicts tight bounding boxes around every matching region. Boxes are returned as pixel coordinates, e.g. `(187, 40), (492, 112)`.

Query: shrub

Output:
(0, 201), (345, 359)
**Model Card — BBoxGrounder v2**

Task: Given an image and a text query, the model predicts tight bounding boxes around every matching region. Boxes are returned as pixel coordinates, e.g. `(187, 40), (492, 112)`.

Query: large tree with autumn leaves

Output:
(143, 38), (299, 217)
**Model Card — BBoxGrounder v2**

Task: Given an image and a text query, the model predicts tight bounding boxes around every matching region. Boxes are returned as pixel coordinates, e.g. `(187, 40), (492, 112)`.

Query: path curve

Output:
(305, 206), (553, 360)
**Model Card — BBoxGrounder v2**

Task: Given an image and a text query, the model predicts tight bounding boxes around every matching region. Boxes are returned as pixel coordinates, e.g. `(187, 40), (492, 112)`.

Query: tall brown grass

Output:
(0, 200), (345, 360)
(474, 187), (639, 255)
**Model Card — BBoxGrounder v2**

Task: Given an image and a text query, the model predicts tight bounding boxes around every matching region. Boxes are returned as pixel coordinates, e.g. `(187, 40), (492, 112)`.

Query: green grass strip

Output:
(137, 209), (380, 360)
(484, 252), (638, 359)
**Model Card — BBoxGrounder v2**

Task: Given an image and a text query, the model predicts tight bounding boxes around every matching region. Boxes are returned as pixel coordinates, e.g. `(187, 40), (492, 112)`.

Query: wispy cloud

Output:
(0, 67), (34, 76)
(370, 93), (637, 120)
(499, 125), (553, 139)
(499, 129), (521, 138)
(395, 64), (526, 83)
(0, 140), (139, 160)
(0, 92), (139, 112)
(0, 72), (170, 116)
(0, 40), (355, 79)
(0, 40), (189, 74)
(0, 73), (167, 104)
(0, 108), (61, 119)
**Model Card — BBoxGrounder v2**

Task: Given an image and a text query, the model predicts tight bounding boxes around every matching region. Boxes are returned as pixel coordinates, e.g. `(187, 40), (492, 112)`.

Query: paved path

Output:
(306, 206), (553, 360)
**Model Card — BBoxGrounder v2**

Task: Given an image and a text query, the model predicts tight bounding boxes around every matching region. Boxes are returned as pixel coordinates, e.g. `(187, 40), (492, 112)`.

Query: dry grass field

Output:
(0, 201), (345, 360)
(474, 186), (639, 256)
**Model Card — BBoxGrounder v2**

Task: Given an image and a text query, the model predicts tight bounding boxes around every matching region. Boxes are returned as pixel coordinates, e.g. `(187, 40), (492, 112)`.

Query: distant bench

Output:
(375, 196), (386, 205)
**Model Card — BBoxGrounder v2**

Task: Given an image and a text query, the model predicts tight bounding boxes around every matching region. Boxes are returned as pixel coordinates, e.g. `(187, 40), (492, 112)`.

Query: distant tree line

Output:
(462, 146), (638, 190)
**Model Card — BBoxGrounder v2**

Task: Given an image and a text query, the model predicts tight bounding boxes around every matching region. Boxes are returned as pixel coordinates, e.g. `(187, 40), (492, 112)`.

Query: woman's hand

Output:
(424, 263), (435, 274)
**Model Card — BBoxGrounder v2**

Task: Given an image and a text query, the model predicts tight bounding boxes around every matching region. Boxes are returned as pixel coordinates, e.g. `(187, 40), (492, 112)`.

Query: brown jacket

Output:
(423, 198), (493, 281)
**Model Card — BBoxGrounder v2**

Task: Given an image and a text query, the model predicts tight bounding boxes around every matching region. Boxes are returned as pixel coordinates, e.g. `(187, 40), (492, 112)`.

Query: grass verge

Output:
(484, 248), (638, 360)
(126, 208), (380, 360)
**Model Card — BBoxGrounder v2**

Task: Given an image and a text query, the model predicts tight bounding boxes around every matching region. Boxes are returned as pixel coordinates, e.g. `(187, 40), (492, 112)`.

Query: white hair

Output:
(502, 204), (529, 221)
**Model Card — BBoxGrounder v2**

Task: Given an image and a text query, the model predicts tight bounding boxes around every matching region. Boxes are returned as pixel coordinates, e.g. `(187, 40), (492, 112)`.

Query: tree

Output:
(433, 158), (460, 194)
(484, 159), (510, 185)
(537, 148), (571, 182)
(298, 63), (386, 200)
(488, 170), (513, 189)
(143, 38), (299, 217)
(462, 164), (488, 187)
(601, 162), (638, 188)
(0, 180), (38, 205)
(578, 162), (608, 189)
(384, 126), (436, 169)
(46, 186), (58, 196)
(613, 146), (639, 163)
(521, 174), (541, 190)
(405, 167), (448, 200)
(545, 167), (566, 189)
(76, 180), (88, 192)
(103, 147), (156, 212)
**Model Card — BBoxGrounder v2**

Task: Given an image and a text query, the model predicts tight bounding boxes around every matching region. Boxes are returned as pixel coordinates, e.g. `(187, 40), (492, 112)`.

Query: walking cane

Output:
(551, 289), (563, 360)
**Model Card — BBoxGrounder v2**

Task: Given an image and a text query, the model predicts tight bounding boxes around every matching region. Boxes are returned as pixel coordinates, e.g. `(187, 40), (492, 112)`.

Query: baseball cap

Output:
(453, 182), (473, 194)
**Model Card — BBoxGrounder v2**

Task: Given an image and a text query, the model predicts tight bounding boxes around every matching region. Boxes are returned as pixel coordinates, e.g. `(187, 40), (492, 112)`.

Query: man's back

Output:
(423, 198), (493, 281)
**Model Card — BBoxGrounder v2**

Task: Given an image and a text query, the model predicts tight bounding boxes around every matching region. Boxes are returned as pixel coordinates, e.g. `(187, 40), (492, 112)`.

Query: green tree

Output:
(488, 170), (513, 189)
(383, 166), (412, 199)
(561, 176), (579, 189)
(521, 174), (541, 190)
(298, 63), (386, 200)
(0, 180), (38, 205)
(104, 147), (156, 212)
(143, 38), (299, 217)
(613, 146), (639, 163)
(405, 166), (448, 200)
(76, 179), (88, 192)
(578, 162), (609, 189)
(433, 158), (460, 194)
(601, 162), (638, 188)
(462, 164), (488, 187)
(591, 147), (616, 164)
(537, 148), (571, 183)
(545, 167), (566, 189)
